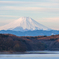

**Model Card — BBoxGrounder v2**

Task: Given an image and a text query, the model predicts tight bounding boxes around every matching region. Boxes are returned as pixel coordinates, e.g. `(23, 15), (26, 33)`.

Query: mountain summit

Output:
(0, 17), (51, 31)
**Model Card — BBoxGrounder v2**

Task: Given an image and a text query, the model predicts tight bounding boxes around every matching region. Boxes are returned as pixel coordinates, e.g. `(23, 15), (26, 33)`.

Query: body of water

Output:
(0, 51), (59, 59)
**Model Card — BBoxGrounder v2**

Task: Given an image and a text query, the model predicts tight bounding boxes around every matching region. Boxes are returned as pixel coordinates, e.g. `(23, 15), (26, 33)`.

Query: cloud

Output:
(0, 6), (59, 12)
(0, 1), (39, 4)
(0, 1), (59, 7)
(0, 15), (20, 17)
(37, 17), (59, 30)
(38, 17), (59, 22)
(0, 1), (24, 4)
(0, 6), (43, 11)
(0, 0), (59, 4)
(48, 0), (59, 2)
(0, 1), (59, 12)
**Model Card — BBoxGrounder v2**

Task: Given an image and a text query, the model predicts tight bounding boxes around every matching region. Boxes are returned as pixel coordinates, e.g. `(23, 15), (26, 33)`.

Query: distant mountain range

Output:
(0, 17), (59, 36)
(0, 17), (51, 31)
(0, 30), (59, 36)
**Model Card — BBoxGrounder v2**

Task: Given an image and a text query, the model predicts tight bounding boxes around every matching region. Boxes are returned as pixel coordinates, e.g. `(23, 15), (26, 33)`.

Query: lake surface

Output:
(0, 51), (59, 59)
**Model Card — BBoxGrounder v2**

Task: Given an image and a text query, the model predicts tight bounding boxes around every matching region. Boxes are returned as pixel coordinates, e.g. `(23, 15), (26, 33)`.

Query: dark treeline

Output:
(0, 34), (27, 52)
(0, 34), (59, 52)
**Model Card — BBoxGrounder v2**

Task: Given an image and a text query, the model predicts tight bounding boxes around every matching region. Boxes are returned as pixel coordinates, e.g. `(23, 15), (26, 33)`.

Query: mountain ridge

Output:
(0, 17), (51, 31)
(0, 34), (59, 52)
(0, 30), (59, 36)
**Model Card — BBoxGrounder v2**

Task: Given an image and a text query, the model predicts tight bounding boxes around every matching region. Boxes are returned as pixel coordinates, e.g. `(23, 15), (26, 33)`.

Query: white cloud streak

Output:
(0, 6), (59, 12)
(0, 0), (59, 4)
(0, 1), (30, 4)
(0, 1), (59, 7)
(0, 1), (59, 13)
(38, 17), (59, 22)
(48, 0), (59, 2)
(0, 15), (20, 17)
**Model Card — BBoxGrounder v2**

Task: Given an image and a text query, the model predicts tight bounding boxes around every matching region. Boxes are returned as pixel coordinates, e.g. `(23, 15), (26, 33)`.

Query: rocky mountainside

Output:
(0, 34), (59, 52)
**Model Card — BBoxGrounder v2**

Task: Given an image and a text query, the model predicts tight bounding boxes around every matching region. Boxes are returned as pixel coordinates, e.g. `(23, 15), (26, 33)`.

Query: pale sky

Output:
(0, 0), (59, 30)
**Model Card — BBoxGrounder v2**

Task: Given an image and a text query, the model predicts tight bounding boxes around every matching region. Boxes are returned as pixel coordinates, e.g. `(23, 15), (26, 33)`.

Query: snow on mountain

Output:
(0, 17), (51, 31)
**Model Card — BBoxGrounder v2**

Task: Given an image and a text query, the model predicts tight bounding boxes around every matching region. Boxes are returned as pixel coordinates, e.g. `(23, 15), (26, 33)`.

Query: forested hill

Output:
(0, 34), (59, 53)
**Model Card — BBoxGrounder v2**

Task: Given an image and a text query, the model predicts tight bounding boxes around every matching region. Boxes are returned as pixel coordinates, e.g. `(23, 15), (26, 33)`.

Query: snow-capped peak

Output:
(0, 17), (51, 31)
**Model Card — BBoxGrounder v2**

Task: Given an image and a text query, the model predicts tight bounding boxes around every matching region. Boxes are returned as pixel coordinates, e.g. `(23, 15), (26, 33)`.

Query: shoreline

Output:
(0, 51), (59, 54)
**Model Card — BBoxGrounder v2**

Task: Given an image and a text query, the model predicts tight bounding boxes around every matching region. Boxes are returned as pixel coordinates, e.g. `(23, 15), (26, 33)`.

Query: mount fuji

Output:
(0, 17), (51, 31)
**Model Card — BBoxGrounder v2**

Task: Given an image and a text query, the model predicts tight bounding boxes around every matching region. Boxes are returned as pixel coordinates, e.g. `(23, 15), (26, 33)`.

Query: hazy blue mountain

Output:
(0, 30), (59, 36)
